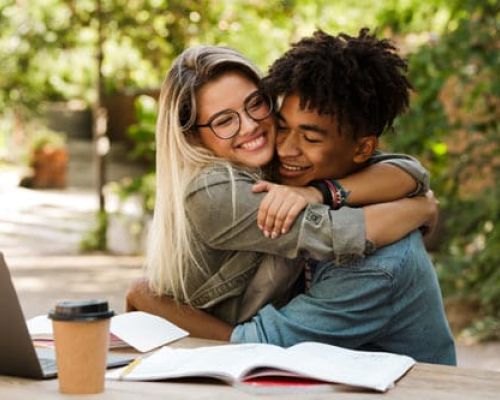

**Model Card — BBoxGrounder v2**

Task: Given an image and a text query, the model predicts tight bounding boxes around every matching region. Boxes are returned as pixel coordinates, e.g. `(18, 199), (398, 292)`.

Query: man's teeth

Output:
(240, 136), (264, 150)
(282, 164), (308, 171)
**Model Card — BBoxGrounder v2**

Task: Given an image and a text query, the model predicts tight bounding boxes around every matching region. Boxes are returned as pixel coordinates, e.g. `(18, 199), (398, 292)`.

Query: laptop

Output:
(0, 252), (133, 379)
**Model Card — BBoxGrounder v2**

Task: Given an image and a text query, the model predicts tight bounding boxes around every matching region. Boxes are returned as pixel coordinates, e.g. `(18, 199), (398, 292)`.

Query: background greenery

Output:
(1, 0), (498, 339)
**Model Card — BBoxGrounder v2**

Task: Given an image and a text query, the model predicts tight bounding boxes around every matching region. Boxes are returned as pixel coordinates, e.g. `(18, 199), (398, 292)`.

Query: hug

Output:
(126, 28), (456, 366)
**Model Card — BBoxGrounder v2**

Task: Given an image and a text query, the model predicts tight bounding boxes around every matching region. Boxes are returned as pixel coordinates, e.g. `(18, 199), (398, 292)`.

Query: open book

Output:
(27, 311), (188, 352)
(106, 342), (415, 392)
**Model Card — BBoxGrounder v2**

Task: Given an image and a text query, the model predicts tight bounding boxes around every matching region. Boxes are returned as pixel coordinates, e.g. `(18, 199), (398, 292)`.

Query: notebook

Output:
(0, 252), (133, 379)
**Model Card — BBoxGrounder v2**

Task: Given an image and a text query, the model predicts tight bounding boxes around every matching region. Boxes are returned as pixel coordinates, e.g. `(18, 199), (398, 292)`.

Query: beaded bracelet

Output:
(325, 179), (350, 209)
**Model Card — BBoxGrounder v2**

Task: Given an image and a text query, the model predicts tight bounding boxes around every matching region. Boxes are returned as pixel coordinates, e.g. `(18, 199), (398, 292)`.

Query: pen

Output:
(119, 356), (142, 379)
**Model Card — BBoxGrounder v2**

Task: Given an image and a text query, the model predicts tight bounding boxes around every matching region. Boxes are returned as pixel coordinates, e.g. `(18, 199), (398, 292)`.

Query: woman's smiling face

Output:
(195, 72), (276, 168)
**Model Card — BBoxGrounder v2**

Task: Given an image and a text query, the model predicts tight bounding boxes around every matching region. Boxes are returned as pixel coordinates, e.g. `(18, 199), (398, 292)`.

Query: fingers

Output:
(263, 197), (290, 238)
(257, 191), (274, 231)
(280, 201), (307, 235)
(258, 191), (307, 238)
(252, 180), (273, 193)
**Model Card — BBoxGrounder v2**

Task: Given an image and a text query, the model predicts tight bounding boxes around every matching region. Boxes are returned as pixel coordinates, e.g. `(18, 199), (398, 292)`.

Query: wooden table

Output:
(1, 338), (499, 400)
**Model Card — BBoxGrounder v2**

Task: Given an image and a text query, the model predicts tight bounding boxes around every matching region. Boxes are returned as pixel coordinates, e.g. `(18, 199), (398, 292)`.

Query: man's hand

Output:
(252, 180), (322, 238)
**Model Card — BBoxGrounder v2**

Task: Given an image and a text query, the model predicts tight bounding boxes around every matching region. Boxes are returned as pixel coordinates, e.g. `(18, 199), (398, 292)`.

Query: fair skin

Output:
(196, 72), (275, 168)
(126, 74), (438, 340)
(195, 73), (430, 243)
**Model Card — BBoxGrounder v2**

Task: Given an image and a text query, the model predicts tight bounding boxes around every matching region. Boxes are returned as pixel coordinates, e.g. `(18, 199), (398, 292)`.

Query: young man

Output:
(128, 29), (456, 365)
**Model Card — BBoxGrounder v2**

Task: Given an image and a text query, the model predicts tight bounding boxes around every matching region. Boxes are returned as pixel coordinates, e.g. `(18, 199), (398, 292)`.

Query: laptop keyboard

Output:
(35, 347), (58, 375)
(34, 347), (133, 376)
(39, 357), (57, 370)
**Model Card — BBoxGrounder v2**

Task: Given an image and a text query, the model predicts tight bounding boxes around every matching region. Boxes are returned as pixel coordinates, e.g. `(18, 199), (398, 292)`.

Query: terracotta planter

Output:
(31, 147), (68, 189)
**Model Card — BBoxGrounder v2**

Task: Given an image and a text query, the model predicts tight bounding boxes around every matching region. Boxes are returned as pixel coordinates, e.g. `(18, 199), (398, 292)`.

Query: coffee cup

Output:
(49, 300), (114, 394)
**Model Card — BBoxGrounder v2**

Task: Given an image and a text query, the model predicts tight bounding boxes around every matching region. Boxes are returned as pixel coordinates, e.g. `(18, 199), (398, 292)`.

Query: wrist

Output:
(306, 186), (324, 203)
(309, 181), (332, 205)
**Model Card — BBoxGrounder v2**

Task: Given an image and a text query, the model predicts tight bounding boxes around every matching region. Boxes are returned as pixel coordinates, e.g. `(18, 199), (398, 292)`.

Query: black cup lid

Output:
(48, 299), (114, 321)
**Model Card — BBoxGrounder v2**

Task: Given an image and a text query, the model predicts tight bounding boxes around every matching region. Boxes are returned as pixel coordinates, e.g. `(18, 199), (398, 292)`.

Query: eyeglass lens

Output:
(210, 92), (271, 139)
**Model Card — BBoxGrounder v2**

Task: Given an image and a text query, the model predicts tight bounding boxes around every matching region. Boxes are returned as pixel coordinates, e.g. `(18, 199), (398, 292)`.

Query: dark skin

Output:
(126, 278), (233, 341)
(126, 95), (439, 341)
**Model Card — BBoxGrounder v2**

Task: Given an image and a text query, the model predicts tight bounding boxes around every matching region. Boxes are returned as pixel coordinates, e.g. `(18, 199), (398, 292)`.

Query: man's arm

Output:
(126, 278), (232, 341)
(338, 153), (430, 206)
(231, 258), (395, 347)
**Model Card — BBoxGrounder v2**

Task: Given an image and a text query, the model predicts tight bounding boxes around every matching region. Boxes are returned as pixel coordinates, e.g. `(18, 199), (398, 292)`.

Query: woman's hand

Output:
(252, 180), (322, 238)
(419, 190), (439, 236)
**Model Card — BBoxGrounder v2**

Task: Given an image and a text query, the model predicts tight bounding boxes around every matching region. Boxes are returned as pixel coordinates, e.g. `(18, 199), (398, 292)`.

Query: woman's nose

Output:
(238, 111), (259, 136)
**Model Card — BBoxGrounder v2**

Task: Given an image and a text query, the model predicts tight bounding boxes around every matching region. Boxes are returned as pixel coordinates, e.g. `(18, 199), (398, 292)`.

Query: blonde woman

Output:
(131, 44), (436, 328)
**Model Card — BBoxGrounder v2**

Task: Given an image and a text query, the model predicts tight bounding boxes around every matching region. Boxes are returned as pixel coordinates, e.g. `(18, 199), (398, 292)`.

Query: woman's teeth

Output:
(240, 135), (264, 150)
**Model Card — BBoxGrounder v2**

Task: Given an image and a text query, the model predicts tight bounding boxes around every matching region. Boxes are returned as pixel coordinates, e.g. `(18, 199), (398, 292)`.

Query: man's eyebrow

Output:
(299, 124), (328, 135)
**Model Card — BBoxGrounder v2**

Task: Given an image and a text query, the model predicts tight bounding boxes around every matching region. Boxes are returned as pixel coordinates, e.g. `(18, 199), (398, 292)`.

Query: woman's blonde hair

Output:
(145, 45), (263, 302)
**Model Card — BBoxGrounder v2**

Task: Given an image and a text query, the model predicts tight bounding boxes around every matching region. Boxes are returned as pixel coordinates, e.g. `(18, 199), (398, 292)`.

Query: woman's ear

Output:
(353, 136), (378, 164)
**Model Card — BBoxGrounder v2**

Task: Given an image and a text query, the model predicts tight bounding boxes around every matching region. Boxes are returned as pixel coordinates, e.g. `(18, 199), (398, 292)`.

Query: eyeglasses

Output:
(195, 91), (273, 139)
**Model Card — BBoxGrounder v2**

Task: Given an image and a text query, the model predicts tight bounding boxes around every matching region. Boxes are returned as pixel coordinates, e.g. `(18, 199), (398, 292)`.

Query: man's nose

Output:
(277, 130), (301, 157)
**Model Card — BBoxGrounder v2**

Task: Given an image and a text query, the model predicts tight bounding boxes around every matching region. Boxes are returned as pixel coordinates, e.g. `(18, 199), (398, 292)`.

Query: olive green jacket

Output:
(180, 153), (429, 324)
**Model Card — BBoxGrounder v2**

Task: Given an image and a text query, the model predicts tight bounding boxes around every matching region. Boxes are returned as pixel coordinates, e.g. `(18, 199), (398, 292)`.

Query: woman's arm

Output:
(188, 169), (436, 263)
(253, 153), (429, 236)
(126, 278), (232, 341)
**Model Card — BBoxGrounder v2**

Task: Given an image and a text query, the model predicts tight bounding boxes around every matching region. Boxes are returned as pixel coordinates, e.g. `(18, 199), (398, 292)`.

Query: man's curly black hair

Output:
(262, 28), (412, 138)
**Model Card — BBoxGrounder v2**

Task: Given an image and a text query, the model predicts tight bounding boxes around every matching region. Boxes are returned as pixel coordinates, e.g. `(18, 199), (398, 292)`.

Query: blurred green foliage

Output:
(1, 0), (498, 339)
(390, 0), (499, 340)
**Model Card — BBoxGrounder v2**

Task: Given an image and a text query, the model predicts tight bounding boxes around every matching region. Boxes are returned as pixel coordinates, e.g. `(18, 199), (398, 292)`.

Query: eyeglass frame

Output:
(194, 91), (274, 140)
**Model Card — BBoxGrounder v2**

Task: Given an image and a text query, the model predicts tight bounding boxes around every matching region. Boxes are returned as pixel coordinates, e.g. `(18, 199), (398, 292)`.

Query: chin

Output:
(280, 176), (306, 187)
(239, 153), (273, 169)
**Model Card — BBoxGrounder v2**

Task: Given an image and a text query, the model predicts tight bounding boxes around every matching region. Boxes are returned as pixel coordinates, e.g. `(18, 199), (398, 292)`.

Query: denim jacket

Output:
(181, 153), (429, 324)
(231, 231), (456, 365)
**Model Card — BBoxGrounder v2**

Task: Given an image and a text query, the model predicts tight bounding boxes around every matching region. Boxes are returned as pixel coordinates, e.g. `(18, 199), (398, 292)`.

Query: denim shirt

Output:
(231, 231), (457, 365)
(182, 153), (429, 324)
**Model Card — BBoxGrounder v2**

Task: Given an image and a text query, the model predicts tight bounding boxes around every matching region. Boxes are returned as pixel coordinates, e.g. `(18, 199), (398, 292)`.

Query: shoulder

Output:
(367, 151), (420, 164)
(187, 164), (261, 197)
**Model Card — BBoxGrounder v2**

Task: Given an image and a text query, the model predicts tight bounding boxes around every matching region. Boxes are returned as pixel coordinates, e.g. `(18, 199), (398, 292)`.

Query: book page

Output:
(107, 343), (284, 382)
(107, 342), (414, 391)
(259, 342), (415, 392)
(110, 311), (188, 352)
(26, 314), (52, 339)
(27, 312), (188, 352)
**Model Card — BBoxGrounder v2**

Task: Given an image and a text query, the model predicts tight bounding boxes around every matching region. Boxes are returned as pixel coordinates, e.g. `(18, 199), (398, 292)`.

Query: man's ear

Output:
(353, 136), (378, 164)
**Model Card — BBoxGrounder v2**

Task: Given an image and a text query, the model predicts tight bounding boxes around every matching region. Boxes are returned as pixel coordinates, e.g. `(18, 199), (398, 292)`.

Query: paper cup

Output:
(49, 300), (114, 394)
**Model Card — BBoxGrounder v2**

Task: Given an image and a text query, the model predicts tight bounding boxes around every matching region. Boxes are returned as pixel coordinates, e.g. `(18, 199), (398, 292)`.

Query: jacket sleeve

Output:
(186, 168), (367, 264)
(368, 152), (430, 196)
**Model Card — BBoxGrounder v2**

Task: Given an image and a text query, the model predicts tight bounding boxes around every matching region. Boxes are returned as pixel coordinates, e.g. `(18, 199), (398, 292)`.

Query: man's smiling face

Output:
(276, 94), (360, 186)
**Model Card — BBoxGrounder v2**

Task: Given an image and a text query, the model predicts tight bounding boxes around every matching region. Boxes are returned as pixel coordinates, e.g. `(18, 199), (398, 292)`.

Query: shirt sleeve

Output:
(186, 168), (367, 263)
(368, 152), (430, 196)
